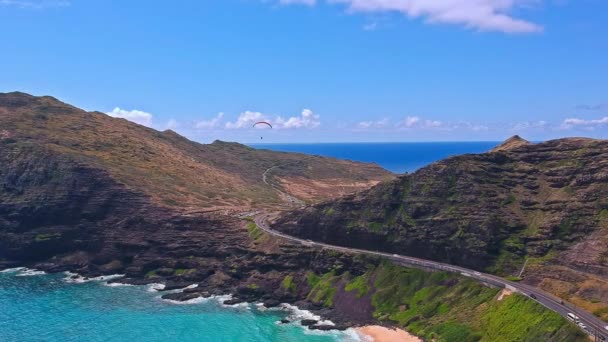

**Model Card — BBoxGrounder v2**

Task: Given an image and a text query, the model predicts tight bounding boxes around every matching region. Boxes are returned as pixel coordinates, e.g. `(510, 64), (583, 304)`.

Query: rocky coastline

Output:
(0, 263), (380, 334)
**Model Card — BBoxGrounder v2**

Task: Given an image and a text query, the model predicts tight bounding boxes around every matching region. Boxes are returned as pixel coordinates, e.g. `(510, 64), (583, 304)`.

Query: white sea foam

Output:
(280, 303), (322, 322)
(63, 272), (124, 283)
(15, 268), (46, 277)
(342, 329), (366, 342)
(146, 283), (166, 292)
(104, 282), (134, 287)
(222, 301), (251, 310)
(255, 303), (268, 311)
(0, 267), (26, 273)
(162, 296), (211, 305)
(161, 294), (233, 306)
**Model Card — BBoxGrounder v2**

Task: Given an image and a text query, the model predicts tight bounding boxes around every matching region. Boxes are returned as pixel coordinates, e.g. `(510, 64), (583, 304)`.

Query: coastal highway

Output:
(253, 213), (608, 341)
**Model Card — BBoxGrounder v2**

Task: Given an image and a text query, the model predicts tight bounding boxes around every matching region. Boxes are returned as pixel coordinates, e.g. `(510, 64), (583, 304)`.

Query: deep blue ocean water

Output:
(1, 143), (500, 341)
(249, 142), (499, 174)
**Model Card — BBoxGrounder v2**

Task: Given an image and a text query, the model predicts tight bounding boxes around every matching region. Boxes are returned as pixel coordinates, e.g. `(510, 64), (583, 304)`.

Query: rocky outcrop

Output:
(490, 135), (531, 152)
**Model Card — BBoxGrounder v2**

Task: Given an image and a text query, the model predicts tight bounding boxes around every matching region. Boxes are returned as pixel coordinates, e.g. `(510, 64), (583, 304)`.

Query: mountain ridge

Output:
(273, 136), (608, 320)
(0, 92), (393, 211)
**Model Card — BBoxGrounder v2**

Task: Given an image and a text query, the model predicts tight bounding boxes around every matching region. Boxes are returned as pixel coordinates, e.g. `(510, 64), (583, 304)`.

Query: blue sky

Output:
(0, 0), (607, 142)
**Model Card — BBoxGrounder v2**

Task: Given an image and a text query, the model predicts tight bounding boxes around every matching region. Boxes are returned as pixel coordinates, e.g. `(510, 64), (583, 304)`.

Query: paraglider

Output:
(253, 121), (272, 139)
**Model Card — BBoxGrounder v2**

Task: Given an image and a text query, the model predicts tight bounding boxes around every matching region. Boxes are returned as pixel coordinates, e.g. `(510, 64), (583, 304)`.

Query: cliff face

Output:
(274, 137), (608, 319)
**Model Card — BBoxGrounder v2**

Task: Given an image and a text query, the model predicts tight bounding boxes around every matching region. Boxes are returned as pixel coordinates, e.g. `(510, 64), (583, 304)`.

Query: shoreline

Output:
(1, 267), (370, 340)
(356, 326), (422, 342)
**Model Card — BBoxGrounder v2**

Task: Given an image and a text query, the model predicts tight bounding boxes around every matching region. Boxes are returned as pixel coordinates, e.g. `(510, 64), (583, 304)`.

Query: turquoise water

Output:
(250, 142), (499, 173)
(0, 269), (358, 342)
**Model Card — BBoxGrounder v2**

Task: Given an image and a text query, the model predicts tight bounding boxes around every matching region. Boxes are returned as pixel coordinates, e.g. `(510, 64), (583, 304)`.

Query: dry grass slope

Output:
(0, 92), (393, 212)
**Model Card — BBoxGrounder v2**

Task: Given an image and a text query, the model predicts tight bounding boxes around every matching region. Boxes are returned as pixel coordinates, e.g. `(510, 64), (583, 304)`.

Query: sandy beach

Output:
(356, 326), (422, 342)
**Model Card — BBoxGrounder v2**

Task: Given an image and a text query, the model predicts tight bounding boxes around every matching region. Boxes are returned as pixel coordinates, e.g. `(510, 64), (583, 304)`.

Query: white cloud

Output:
(274, 0), (542, 33)
(397, 116), (442, 129)
(0, 0), (69, 8)
(561, 117), (608, 129)
(106, 107), (153, 127)
(225, 111), (268, 129)
(385, 116), (491, 131)
(358, 118), (390, 129)
(226, 109), (321, 129)
(401, 116), (420, 127)
(196, 112), (225, 129)
(453, 121), (489, 131)
(512, 120), (547, 131)
(276, 109), (321, 129)
(165, 119), (179, 130)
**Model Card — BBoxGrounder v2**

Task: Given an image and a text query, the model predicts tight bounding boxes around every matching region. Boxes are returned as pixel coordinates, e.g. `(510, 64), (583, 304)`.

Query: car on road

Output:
(473, 271), (481, 276)
(567, 313), (579, 322)
(529, 293), (537, 299)
(392, 254), (399, 257)
(605, 325), (608, 331)
(577, 322), (586, 330)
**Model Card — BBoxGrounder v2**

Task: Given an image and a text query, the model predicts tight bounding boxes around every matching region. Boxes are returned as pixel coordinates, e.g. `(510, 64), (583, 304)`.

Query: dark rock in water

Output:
(263, 299), (281, 308)
(309, 324), (349, 331)
(108, 278), (160, 286)
(183, 286), (202, 294)
(300, 319), (318, 326)
(161, 292), (201, 302)
(223, 298), (245, 306)
(280, 319), (290, 324)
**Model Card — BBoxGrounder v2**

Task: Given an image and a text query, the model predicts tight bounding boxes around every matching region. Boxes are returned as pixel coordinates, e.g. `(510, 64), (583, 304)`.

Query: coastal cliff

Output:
(0, 92), (587, 341)
(274, 136), (608, 321)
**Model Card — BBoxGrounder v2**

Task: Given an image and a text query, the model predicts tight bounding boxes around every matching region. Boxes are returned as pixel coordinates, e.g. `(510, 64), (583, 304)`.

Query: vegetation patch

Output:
(505, 276), (522, 282)
(145, 270), (158, 278)
(246, 222), (264, 240)
(281, 275), (297, 293)
(35, 233), (61, 242)
(307, 271), (340, 307)
(479, 294), (584, 341)
(306, 272), (321, 288)
(174, 268), (195, 276)
(501, 193), (516, 206)
(303, 261), (585, 341)
(345, 274), (371, 298)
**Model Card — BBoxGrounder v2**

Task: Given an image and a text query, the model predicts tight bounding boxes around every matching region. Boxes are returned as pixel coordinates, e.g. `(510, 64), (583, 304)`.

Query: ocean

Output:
(1, 143), (499, 342)
(0, 269), (358, 342)
(249, 142), (499, 174)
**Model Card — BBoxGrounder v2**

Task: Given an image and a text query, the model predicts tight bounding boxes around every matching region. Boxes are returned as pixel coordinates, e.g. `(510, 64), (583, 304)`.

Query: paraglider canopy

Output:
(253, 121), (272, 140)
(253, 121), (272, 129)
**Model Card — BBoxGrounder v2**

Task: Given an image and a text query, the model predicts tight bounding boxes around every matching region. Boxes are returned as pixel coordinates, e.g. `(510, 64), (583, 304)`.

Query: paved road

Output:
(254, 213), (608, 341)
